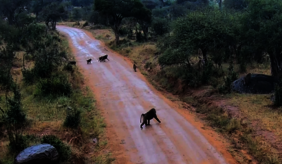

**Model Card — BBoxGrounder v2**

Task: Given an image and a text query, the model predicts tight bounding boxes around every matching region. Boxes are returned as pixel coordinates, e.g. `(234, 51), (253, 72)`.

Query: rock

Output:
(232, 74), (277, 94)
(15, 144), (59, 164)
(92, 138), (98, 144)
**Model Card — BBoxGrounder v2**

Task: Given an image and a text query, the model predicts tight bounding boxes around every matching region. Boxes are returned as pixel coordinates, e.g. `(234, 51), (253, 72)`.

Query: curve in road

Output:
(58, 26), (232, 164)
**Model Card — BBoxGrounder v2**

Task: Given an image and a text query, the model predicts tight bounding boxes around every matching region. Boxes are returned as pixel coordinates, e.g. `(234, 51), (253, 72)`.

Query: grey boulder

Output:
(232, 73), (277, 94)
(15, 144), (59, 164)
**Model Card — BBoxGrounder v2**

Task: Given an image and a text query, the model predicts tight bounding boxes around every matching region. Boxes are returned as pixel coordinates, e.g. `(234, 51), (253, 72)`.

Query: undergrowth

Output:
(185, 96), (281, 164)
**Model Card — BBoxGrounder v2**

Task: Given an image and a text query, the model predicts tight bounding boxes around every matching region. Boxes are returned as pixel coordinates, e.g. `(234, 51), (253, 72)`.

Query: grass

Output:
(229, 93), (282, 140)
(184, 96), (281, 164)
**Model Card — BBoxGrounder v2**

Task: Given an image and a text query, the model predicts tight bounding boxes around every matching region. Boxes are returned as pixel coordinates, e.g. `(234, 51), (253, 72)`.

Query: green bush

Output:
(8, 134), (28, 154)
(22, 68), (35, 85)
(41, 135), (71, 162)
(118, 26), (129, 36)
(64, 108), (81, 129)
(152, 18), (169, 36)
(64, 64), (74, 73)
(219, 63), (238, 93)
(36, 75), (72, 97)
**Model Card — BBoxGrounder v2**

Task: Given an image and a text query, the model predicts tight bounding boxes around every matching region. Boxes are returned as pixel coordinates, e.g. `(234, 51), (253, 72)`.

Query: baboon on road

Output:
(133, 63), (137, 72)
(99, 55), (109, 62)
(140, 108), (161, 129)
(87, 58), (92, 64)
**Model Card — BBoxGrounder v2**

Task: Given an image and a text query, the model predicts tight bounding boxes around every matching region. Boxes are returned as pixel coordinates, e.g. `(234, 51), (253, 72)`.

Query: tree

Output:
(72, 8), (82, 21)
(0, 0), (32, 25)
(224, 0), (247, 10)
(241, 0), (282, 77)
(170, 10), (237, 63)
(41, 2), (67, 30)
(152, 17), (169, 36)
(132, 1), (152, 40)
(94, 0), (149, 44)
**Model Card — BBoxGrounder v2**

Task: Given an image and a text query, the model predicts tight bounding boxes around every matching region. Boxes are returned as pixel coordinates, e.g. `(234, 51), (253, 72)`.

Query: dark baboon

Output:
(68, 61), (76, 65)
(140, 108), (161, 129)
(87, 58), (92, 64)
(99, 55), (109, 62)
(133, 63), (137, 72)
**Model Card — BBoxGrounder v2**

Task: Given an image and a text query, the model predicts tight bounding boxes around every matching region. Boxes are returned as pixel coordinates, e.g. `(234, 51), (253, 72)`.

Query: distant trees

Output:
(41, 2), (67, 30)
(241, 0), (282, 77)
(0, 0), (32, 25)
(223, 0), (247, 10)
(94, 0), (151, 44)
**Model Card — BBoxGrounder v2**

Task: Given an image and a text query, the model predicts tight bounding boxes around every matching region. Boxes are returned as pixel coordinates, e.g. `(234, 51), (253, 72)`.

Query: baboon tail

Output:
(140, 114), (144, 123)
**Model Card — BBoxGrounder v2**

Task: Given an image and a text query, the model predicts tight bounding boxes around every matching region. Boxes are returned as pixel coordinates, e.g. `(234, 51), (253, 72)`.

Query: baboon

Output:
(87, 58), (92, 64)
(140, 108), (161, 129)
(99, 55), (109, 62)
(133, 63), (137, 72)
(68, 61), (76, 65)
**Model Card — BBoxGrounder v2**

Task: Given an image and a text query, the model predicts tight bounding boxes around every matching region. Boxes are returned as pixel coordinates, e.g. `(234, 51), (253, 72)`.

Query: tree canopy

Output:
(94, 0), (151, 44)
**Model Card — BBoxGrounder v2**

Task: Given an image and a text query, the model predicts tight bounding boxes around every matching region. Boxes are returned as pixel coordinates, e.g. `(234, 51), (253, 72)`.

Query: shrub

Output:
(152, 18), (169, 36)
(22, 68), (35, 85)
(41, 135), (71, 162)
(36, 74), (72, 97)
(8, 134), (28, 154)
(64, 108), (81, 129)
(118, 26), (129, 36)
(64, 64), (74, 73)
(219, 63), (238, 93)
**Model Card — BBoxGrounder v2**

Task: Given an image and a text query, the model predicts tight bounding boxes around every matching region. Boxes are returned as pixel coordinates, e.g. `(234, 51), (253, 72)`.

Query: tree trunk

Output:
(219, 0), (222, 10)
(202, 49), (207, 64)
(113, 29), (119, 45)
(269, 50), (282, 78)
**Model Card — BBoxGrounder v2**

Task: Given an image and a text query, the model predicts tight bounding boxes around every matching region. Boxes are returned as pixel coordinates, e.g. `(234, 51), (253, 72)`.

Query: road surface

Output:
(58, 26), (231, 164)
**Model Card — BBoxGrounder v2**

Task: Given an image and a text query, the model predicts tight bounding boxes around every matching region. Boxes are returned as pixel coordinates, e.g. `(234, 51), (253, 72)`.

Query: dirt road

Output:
(58, 26), (232, 164)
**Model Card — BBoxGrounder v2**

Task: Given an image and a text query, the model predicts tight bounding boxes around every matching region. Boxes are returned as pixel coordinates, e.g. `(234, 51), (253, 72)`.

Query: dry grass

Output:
(229, 93), (282, 139)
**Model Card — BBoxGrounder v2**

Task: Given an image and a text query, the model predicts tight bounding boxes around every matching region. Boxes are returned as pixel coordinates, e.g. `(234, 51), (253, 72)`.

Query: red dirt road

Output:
(58, 26), (233, 164)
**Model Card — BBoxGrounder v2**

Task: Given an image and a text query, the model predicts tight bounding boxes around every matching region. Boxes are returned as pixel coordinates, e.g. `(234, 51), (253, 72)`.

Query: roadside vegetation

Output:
(2, 0), (282, 163)
(0, 0), (114, 163)
(58, 0), (282, 163)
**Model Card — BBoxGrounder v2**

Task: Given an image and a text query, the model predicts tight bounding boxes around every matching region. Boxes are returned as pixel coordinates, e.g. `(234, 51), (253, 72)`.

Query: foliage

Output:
(172, 10), (238, 62)
(1, 84), (27, 154)
(0, 0), (32, 25)
(33, 35), (66, 78)
(71, 8), (82, 21)
(219, 63), (238, 93)
(151, 17), (169, 36)
(41, 2), (68, 30)
(22, 68), (35, 85)
(64, 108), (81, 129)
(0, 46), (15, 90)
(241, 0), (282, 77)
(36, 74), (72, 97)
(41, 135), (71, 162)
(94, 0), (151, 44)
(224, 0), (247, 10)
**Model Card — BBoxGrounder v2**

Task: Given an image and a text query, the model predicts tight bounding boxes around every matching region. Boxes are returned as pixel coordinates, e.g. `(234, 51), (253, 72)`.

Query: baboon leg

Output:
(154, 116), (161, 123)
(140, 122), (146, 129)
(148, 119), (150, 125)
